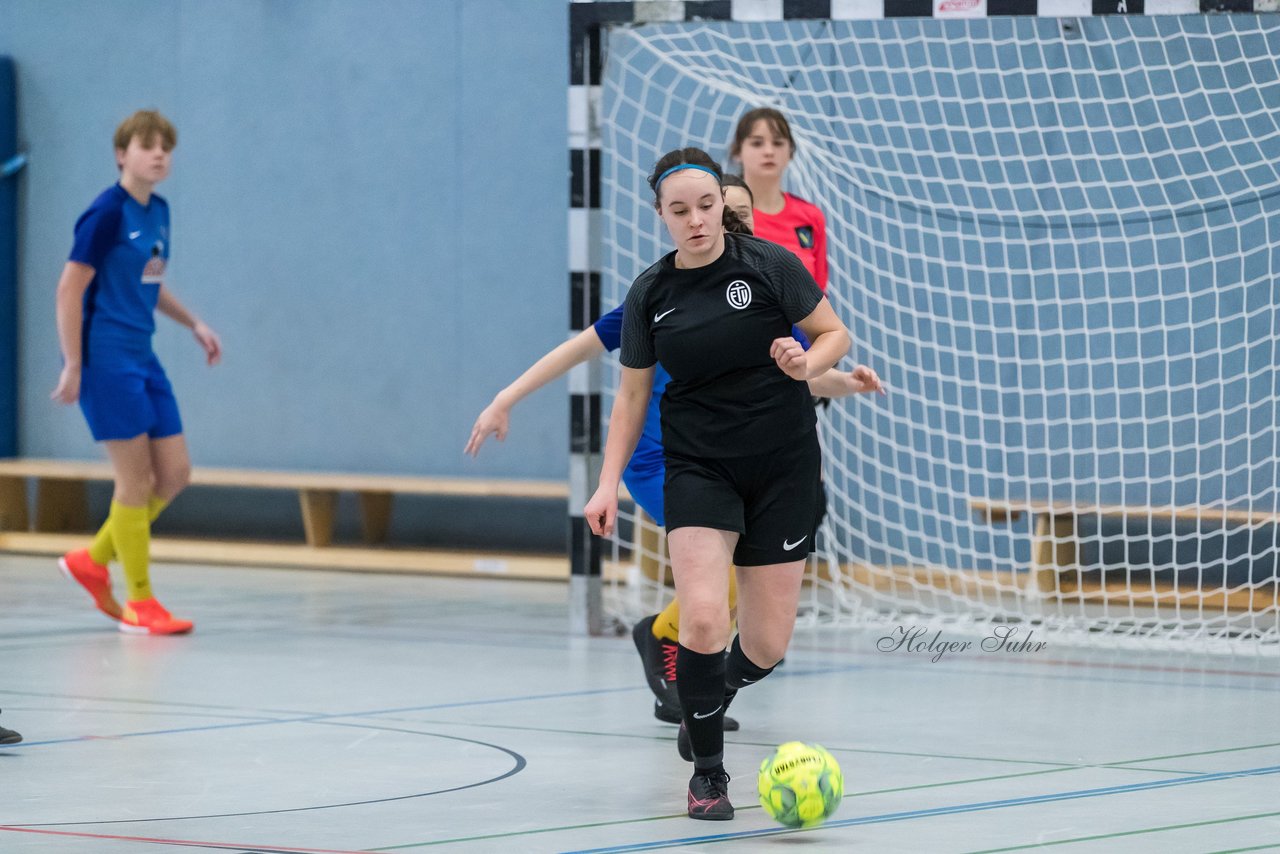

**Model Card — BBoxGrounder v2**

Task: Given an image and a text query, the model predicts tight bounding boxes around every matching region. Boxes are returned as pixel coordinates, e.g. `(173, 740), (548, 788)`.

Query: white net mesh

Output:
(595, 14), (1280, 653)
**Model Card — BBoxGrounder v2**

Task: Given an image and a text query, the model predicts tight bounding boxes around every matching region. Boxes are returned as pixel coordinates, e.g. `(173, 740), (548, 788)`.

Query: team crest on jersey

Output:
(726, 279), (752, 309)
(795, 225), (814, 249)
(141, 242), (166, 285)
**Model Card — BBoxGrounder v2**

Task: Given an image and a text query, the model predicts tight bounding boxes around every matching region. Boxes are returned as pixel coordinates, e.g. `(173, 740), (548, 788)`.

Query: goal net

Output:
(595, 14), (1280, 653)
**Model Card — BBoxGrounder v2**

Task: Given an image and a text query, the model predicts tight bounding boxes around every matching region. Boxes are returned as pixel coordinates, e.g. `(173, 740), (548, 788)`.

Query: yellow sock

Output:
(87, 519), (114, 565)
(148, 494), (169, 521)
(108, 501), (152, 601)
(653, 598), (680, 642)
(87, 496), (169, 566)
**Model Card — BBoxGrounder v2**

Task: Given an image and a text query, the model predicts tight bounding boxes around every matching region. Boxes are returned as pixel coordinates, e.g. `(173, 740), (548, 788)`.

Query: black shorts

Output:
(663, 429), (822, 567)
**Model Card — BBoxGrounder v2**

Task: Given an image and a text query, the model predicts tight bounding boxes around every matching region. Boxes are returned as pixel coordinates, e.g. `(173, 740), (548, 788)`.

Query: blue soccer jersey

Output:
(68, 184), (183, 442)
(69, 184), (170, 353)
(594, 304), (669, 522)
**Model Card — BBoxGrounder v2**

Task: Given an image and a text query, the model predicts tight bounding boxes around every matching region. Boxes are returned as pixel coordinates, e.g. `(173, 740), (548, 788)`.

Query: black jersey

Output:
(620, 233), (824, 459)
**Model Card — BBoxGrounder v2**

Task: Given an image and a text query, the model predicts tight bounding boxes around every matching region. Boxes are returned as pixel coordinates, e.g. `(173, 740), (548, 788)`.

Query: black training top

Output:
(620, 232), (825, 459)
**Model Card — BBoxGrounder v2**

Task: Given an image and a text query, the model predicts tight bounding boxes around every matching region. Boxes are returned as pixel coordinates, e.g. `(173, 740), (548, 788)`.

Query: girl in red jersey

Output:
(729, 108), (828, 291)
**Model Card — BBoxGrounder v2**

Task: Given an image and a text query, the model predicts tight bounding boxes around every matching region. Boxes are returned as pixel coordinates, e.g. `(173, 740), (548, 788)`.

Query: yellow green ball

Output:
(757, 741), (843, 828)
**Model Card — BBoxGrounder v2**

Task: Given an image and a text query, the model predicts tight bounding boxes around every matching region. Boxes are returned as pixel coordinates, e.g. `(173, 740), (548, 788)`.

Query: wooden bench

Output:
(970, 498), (1280, 610)
(0, 458), (571, 579)
(634, 508), (673, 586)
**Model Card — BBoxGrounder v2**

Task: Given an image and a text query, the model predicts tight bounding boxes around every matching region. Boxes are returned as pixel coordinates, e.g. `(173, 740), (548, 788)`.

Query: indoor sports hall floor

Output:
(2, 554), (1279, 853)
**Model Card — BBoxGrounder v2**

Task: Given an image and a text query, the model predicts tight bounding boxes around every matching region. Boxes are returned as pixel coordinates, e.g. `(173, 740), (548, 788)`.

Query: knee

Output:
(679, 603), (730, 653)
(113, 472), (153, 507)
(154, 462), (191, 501)
(739, 634), (788, 670)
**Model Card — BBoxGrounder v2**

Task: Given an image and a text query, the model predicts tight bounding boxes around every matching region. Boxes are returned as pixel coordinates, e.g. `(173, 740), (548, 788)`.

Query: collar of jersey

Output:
(661, 239), (735, 277)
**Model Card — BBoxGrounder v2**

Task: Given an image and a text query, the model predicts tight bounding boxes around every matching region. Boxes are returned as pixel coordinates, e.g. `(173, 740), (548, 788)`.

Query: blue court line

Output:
(0, 626), (107, 640)
(6, 685), (645, 749)
(559, 762), (1280, 853)
(0, 687), (318, 717)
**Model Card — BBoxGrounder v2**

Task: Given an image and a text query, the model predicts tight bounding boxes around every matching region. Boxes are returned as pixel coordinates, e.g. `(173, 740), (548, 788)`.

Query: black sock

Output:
(676, 643), (727, 770)
(725, 635), (776, 711)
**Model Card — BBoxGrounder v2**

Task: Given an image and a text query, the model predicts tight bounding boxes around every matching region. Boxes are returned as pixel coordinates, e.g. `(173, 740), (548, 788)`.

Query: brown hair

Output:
(720, 175), (753, 235)
(723, 206), (751, 235)
(113, 110), (177, 153)
(729, 107), (795, 159)
(647, 147), (723, 204)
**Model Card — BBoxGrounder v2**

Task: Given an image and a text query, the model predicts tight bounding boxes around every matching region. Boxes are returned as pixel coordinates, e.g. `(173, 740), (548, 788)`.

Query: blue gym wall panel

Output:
(0, 57), (17, 458)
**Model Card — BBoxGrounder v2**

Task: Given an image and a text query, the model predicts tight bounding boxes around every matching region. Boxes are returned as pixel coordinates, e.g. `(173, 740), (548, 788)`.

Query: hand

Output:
(847, 365), (886, 395)
(50, 365), (81, 404)
(465, 401), (511, 457)
(770, 337), (809, 381)
(584, 484), (619, 537)
(193, 321), (222, 366)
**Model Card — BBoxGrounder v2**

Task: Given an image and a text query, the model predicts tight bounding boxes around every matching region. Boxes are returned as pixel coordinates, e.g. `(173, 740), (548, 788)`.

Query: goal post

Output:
(569, 0), (1280, 652)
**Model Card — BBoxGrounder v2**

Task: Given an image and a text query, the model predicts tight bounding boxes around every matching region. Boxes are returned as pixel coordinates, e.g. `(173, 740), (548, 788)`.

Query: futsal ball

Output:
(757, 741), (843, 828)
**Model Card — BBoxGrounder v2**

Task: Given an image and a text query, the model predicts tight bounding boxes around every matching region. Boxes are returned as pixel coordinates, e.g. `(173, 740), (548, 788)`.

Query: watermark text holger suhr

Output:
(877, 625), (1047, 663)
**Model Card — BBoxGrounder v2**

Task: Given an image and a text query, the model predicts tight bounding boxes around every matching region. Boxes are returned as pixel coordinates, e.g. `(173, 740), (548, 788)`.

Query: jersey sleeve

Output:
(620, 274), (657, 369)
(68, 205), (121, 270)
(769, 242), (824, 324)
(592, 303), (625, 352)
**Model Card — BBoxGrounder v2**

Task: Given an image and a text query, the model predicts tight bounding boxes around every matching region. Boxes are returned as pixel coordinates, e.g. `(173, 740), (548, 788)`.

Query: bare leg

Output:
(733, 559), (806, 667)
(667, 527), (737, 654)
(103, 434), (153, 507)
(148, 434), (191, 503)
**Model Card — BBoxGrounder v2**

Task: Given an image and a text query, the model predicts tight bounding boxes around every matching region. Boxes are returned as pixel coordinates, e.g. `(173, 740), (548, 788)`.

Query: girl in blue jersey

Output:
(51, 110), (221, 636)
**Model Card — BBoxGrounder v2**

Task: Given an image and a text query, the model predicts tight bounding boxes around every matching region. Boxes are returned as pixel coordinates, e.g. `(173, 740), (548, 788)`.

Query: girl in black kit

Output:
(585, 148), (872, 820)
